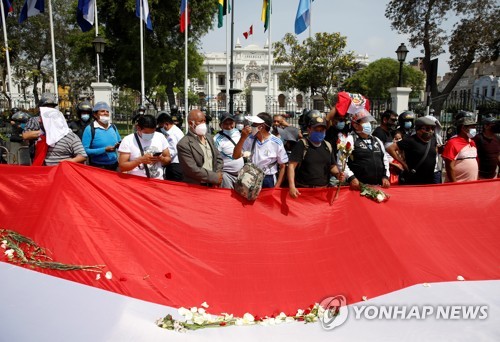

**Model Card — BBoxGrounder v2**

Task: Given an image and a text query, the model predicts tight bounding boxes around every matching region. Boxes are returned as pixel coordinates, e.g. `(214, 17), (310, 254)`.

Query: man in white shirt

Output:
(233, 112), (289, 188)
(214, 113), (245, 189)
(157, 112), (185, 181)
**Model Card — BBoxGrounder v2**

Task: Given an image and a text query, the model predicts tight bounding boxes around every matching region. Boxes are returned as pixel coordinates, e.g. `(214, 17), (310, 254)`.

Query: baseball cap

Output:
(456, 116), (476, 126)
(245, 115), (265, 124)
(220, 112), (235, 123)
(352, 109), (376, 123)
(309, 116), (327, 128)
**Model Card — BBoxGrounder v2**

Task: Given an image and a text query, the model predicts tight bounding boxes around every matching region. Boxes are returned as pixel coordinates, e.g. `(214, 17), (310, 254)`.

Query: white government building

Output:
(193, 39), (370, 114)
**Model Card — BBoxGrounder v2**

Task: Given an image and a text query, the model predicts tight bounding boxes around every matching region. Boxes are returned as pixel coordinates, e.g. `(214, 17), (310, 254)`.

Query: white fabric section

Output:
(165, 125), (184, 163)
(2, 263), (499, 342)
(40, 107), (71, 147)
(26, 0), (42, 16)
(214, 130), (244, 174)
(118, 132), (169, 179)
(84, 0), (95, 25)
(242, 135), (289, 175)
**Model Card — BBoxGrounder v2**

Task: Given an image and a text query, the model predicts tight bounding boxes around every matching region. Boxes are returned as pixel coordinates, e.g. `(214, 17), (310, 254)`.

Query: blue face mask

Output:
(309, 131), (326, 143)
(20, 123), (26, 129)
(141, 132), (154, 141)
(404, 121), (412, 129)
(361, 122), (372, 135)
(336, 121), (345, 130)
(223, 128), (237, 136)
(81, 114), (90, 122)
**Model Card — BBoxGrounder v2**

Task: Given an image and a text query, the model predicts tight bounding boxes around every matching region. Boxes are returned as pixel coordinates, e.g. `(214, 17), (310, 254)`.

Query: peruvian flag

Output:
(243, 25), (253, 39)
(1, 162), (499, 340)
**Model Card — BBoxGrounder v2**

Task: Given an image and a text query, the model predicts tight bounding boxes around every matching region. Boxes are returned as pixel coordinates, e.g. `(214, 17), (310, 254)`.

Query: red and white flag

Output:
(243, 25), (253, 39)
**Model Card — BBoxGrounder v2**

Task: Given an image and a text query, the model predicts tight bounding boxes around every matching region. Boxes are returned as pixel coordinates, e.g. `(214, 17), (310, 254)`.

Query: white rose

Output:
(285, 317), (295, 323)
(105, 271), (113, 280)
(193, 315), (205, 325)
(197, 308), (205, 314)
(243, 313), (254, 323)
(235, 318), (244, 326)
(376, 194), (385, 202)
(190, 307), (198, 313)
(201, 302), (209, 308)
(4, 249), (14, 258)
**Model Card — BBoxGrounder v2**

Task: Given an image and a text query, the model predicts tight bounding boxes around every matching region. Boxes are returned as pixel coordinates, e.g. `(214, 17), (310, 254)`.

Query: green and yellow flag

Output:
(218, 0), (230, 28)
(261, 0), (270, 32)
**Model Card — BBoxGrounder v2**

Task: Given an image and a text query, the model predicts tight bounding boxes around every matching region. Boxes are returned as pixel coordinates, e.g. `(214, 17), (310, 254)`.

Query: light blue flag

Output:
(294, 0), (313, 35)
(19, 0), (45, 23)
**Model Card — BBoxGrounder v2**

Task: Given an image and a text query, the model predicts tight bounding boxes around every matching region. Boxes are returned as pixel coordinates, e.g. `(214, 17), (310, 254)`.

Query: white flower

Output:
(4, 249), (14, 258)
(178, 307), (190, 316)
(457, 275), (465, 281)
(285, 317), (295, 323)
(190, 307), (198, 313)
(201, 302), (209, 309)
(96, 274), (101, 280)
(376, 193), (385, 202)
(235, 318), (244, 326)
(193, 315), (205, 325)
(362, 296), (368, 301)
(1, 240), (7, 249)
(296, 309), (304, 316)
(243, 313), (255, 323)
(105, 271), (112, 280)
(223, 313), (233, 321)
(197, 307), (205, 314)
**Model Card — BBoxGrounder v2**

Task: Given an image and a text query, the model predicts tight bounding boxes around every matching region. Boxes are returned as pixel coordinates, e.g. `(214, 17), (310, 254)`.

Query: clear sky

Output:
(200, 0), (452, 76)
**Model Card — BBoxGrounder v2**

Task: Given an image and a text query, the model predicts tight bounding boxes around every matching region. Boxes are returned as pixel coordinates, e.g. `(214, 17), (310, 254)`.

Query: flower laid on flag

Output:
(156, 303), (328, 332)
(359, 183), (390, 203)
(0, 228), (106, 273)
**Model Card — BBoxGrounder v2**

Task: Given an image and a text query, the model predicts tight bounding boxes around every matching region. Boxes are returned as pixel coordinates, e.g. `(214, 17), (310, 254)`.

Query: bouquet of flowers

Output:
(156, 302), (327, 332)
(1, 228), (105, 273)
(331, 139), (353, 204)
(359, 183), (390, 203)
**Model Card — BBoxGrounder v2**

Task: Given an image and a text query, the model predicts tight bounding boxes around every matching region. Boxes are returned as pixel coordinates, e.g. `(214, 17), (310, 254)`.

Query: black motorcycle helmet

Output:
(398, 110), (416, 129)
(11, 111), (30, 123)
(170, 104), (179, 114)
(76, 101), (92, 115)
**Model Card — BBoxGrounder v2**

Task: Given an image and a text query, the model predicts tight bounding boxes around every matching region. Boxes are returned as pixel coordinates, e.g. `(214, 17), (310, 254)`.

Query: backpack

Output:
(299, 138), (332, 161)
(234, 162), (265, 201)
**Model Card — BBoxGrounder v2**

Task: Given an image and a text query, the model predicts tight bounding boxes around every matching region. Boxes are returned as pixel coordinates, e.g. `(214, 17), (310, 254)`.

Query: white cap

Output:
(245, 115), (265, 124)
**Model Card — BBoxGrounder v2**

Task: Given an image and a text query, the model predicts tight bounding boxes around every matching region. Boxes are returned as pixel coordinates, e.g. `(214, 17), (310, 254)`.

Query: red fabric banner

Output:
(1, 163), (499, 317)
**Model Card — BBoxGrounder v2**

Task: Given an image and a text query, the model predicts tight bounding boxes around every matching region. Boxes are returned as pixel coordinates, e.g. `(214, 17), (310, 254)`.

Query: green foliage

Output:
(385, 0), (499, 113)
(273, 32), (358, 108)
(343, 58), (424, 100)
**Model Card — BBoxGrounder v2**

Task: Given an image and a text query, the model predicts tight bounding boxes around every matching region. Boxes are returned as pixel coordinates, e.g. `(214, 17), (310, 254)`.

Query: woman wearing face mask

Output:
(82, 102), (122, 171)
(442, 115), (479, 182)
(342, 109), (390, 191)
(118, 114), (171, 179)
(69, 101), (92, 139)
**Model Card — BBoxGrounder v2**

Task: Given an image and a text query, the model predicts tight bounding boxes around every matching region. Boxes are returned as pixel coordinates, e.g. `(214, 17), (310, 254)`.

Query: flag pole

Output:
(229, 0), (234, 115)
(184, 0), (188, 133)
(308, 0), (312, 39)
(48, 0), (58, 105)
(267, 1), (271, 113)
(95, 0), (101, 83)
(0, 1), (13, 107)
(139, 0), (145, 105)
(225, 2), (230, 112)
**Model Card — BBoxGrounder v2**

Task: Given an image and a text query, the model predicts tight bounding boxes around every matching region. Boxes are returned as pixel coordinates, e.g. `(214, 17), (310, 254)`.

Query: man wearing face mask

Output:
(343, 109), (390, 190)
(81, 102), (121, 171)
(288, 117), (343, 198)
(325, 107), (351, 154)
(156, 112), (184, 181)
(442, 115), (478, 182)
(397, 111), (416, 139)
(214, 113), (244, 189)
(232, 112), (289, 188)
(177, 109), (224, 186)
(373, 110), (398, 146)
(69, 101), (92, 139)
(387, 117), (437, 185)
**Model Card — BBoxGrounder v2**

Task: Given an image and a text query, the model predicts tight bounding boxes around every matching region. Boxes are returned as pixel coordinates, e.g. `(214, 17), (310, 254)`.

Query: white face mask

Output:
(236, 124), (244, 131)
(81, 114), (90, 122)
(141, 132), (154, 141)
(194, 122), (207, 136)
(251, 126), (260, 136)
(466, 128), (477, 139)
(100, 116), (110, 124)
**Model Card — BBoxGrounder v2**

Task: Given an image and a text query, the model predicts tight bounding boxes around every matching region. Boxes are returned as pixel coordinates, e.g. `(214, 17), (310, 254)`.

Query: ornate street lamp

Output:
(396, 43), (409, 87)
(92, 36), (107, 82)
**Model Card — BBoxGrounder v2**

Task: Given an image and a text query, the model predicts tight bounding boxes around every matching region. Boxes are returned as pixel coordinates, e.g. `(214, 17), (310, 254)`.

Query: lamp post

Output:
(92, 36), (107, 82)
(20, 80), (27, 108)
(396, 43), (409, 87)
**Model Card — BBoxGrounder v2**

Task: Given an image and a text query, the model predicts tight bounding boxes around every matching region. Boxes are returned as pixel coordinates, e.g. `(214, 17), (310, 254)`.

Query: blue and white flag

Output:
(19, 0), (45, 23)
(294, 0), (312, 35)
(136, 0), (153, 31)
(77, 0), (95, 32)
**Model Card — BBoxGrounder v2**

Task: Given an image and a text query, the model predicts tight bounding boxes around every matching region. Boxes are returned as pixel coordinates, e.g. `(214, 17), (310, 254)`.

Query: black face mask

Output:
(420, 132), (433, 141)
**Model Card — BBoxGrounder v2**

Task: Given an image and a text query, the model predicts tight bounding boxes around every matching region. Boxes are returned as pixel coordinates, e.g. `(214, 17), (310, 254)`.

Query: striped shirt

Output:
(45, 131), (87, 166)
(242, 134), (289, 175)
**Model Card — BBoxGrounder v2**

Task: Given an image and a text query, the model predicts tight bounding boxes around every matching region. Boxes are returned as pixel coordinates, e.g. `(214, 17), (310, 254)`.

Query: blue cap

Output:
(93, 101), (111, 112)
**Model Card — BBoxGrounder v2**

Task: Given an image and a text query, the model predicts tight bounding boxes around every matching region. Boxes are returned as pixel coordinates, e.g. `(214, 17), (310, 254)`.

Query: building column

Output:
(273, 73), (278, 97)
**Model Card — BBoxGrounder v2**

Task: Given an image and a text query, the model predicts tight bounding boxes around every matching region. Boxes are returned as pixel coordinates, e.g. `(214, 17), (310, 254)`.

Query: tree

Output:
(343, 58), (425, 100)
(385, 0), (500, 114)
(97, 0), (218, 108)
(273, 32), (358, 108)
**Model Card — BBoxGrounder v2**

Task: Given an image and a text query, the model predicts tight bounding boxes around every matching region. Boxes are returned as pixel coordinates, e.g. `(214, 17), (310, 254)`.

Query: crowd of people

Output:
(3, 93), (499, 198)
